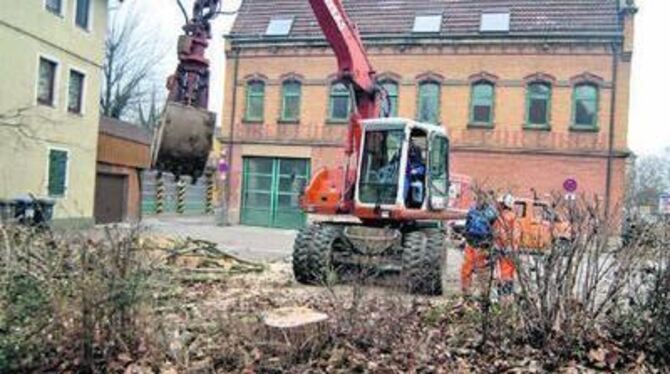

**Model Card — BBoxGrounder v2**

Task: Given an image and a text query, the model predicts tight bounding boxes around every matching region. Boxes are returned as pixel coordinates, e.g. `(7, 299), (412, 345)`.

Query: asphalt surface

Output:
(141, 215), (465, 292)
(142, 215), (298, 262)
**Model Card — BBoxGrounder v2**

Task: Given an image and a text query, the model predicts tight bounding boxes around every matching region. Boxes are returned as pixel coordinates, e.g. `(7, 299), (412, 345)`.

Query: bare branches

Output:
(101, 1), (169, 122)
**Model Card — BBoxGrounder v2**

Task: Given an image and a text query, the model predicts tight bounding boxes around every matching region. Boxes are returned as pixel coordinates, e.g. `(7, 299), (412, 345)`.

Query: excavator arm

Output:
(151, 0), (221, 180)
(152, 0), (383, 188)
(308, 0), (380, 157)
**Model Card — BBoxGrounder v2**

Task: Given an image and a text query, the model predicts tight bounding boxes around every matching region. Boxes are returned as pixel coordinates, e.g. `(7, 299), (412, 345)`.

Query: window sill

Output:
(326, 118), (349, 125)
(569, 125), (600, 133)
(242, 118), (264, 125)
(523, 124), (551, 132)
(37, 101), (57, 109)
(46, 9), (65, 18)
(277, 119), (300, 125)
(76, 25), (92, 34)
(67, 110), (84, 117)
(467, 122), (495, 129)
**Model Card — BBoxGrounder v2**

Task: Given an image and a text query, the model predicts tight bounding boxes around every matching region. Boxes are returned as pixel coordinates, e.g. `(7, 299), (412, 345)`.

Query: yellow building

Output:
(0, 0), (109, 227)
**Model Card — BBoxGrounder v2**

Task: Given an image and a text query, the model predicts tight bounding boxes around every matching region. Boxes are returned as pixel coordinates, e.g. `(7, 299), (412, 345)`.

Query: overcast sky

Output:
(117, 0), (668, 156)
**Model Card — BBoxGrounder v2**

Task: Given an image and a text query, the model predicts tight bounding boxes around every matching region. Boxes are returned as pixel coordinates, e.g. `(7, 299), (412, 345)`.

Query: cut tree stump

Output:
(261, 307), (330, 356)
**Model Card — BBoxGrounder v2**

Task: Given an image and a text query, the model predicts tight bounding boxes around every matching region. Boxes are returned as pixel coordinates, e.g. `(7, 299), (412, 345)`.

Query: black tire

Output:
(403, 229), (446, 295)
(292, 224), (339, 285)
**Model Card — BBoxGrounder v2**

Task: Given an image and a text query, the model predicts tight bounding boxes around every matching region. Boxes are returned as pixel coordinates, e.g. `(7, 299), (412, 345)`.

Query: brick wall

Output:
(219, 41), (633, 224)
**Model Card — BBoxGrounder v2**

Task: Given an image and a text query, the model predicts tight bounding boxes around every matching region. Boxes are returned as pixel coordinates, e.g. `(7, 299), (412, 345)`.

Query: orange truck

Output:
(451, 196), (571, 253)
(512, 197), (571, 252)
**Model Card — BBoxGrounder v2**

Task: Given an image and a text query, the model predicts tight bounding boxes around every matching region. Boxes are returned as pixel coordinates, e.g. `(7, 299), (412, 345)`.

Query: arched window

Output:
(245, 80), (265, 122)
(526, 82), (551, 127)
(470, 81), (494, 126)
(281, 80), (301, 121)
(417, 81), (440, 124)
(380, 80), (399, 117)
(328, 81), (351, 122)
(573, 83), (599, 128)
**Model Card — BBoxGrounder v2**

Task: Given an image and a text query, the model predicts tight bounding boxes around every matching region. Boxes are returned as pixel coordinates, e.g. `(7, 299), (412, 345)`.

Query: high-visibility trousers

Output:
(461, 244), (516, 293)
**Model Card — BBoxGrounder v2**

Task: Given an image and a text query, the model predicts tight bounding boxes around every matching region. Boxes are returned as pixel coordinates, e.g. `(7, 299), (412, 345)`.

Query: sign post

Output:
(659, 193), (670, 216)
(563, 178), (578, 201)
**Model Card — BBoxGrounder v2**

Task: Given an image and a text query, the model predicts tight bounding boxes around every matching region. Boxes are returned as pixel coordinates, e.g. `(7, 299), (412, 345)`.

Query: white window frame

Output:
(46, 146), (71, 199)
(36, 54), (61, 108)
(73, 0), (94, 32)
(44, 0), (66, 17)
(66, 67), (87, 115)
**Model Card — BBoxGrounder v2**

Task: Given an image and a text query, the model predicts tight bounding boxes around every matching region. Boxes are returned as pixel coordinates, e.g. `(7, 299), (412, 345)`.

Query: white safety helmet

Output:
(501, 194), (515, 209)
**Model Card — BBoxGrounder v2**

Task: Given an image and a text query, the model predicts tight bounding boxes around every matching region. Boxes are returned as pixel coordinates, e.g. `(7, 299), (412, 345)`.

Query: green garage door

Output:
(241, 157), (310, 229)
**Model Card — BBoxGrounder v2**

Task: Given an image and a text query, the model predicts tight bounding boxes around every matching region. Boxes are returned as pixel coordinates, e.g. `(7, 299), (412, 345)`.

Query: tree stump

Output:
(261, 307), (330, 358)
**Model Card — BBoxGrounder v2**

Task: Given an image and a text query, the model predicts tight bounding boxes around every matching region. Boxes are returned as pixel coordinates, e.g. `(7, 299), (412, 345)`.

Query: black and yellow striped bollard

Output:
(206, 171), (215, 215)
(155, 173), (165, 215)
(176, 177), (186, 214)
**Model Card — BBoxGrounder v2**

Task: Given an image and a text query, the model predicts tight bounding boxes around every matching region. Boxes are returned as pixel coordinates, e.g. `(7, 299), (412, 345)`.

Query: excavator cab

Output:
(295, 119), (456, 296)
(356, 119), (450, 217)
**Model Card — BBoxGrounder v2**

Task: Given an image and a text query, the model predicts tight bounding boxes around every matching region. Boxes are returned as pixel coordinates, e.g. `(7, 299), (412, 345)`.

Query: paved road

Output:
(142, 216), (298, 262)
(142, 215), (465, 292)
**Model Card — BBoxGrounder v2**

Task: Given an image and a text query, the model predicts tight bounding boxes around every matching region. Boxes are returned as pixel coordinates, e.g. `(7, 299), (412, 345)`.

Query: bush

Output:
(0, 226), (157, 372)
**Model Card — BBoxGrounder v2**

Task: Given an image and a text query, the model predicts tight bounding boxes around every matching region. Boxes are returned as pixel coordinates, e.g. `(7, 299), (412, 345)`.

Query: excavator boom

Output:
(151, 0), (221, 180)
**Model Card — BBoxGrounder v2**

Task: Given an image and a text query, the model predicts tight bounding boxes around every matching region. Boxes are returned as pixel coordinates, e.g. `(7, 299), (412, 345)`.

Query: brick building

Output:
(219, 0), (637, 229)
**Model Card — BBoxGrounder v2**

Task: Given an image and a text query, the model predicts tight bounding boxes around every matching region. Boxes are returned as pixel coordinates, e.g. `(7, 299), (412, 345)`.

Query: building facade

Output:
(219, 0), (637, 228)
(0, 0), (109, 227)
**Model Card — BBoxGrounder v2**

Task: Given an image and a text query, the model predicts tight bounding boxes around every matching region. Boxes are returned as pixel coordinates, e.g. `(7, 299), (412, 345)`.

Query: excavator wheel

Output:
(402, 228), (447, 295)
(293, 224), (341, 285)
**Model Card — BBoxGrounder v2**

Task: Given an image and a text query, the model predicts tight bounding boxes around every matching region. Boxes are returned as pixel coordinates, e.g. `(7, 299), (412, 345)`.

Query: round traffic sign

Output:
(563, 178), (578, 193)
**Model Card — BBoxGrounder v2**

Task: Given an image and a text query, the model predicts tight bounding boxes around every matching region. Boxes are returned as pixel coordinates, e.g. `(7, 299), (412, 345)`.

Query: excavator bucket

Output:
(151, 102), (216, 180)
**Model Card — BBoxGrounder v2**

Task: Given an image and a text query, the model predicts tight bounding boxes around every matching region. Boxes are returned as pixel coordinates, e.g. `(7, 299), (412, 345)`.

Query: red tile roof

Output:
(230, 0), (622, 40)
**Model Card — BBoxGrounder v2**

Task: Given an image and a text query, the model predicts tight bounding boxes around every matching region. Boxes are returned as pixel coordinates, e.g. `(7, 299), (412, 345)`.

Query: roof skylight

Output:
(480, 11), (510, 32)
(265, 17), (294, 36)
(412, 14), (443, 33)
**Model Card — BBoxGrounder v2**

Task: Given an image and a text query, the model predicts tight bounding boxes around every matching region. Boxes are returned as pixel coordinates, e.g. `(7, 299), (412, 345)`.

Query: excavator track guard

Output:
(151, 102), (216, 180)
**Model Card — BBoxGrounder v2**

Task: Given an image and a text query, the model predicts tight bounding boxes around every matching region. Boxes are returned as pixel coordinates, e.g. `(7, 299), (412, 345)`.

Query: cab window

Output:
(359, 130), (405, 205)
(428, 135), (449, 199)
(514, 202), (527, 218)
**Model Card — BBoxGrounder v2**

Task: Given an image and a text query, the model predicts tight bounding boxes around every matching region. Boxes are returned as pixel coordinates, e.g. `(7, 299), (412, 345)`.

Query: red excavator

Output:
(153, 0), (466, 295)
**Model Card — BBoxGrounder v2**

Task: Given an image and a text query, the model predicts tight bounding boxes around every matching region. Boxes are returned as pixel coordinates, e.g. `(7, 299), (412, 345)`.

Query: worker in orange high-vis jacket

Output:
(492, 194), (521, 297)
(460, 194), (498, 296)
(461, 193), (520, 297)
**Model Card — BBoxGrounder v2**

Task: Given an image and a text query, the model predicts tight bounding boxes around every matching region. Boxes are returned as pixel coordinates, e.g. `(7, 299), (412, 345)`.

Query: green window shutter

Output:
(572, 84), (599, 128)
(526, 82), (551, 127)
(245, 81), (265, 122)
(328, 82), (351, 121)
(380, 81), (399, 117)
(48, 150), (68, 197)
(418, 81), (440, 124)
(470, 82), (494, 125)
(281, 81), (301, 121)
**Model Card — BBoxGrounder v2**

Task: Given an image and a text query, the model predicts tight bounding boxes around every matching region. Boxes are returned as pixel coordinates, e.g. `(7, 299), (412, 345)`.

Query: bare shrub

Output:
(0, 225), (159, 372)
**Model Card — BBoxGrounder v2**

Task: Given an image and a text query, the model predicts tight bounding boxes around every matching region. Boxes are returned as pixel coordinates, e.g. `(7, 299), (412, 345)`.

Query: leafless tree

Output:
(137, 85), (162, 131)
(630, 149), (670, 210)
(101, 0), (169, 122)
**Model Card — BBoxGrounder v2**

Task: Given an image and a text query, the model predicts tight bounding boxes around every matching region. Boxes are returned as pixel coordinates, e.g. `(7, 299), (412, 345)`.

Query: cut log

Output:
(261, 307), (330, 356)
